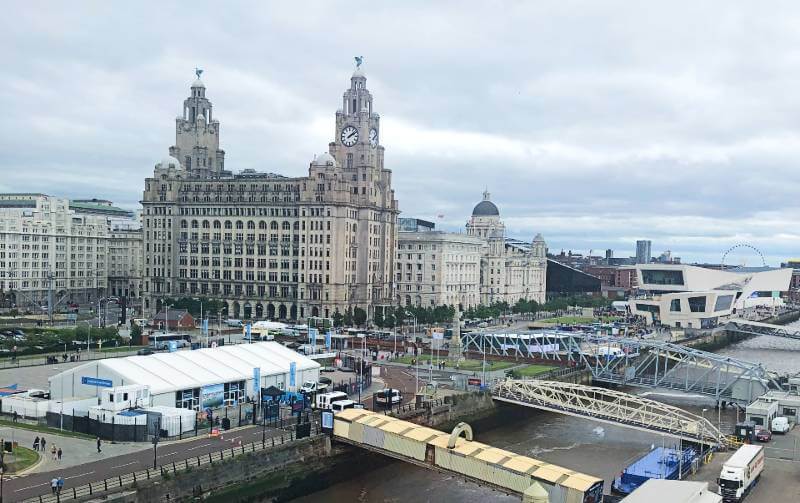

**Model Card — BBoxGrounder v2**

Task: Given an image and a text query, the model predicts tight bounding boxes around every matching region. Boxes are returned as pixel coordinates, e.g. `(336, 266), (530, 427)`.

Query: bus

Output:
(149, 333), (191, 350)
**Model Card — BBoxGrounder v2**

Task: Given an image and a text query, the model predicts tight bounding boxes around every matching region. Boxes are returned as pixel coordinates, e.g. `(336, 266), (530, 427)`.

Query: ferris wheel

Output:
(720, 243), (766, 270)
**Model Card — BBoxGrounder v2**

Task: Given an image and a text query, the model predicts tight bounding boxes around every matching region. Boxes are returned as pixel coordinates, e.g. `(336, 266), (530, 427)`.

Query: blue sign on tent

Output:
(289, 361), (296, 388)
(245, 323), (252, 341)
(81, 376), (113, 387)
(325, 330), (332, 350)
(202, 318), (209, 335)
(253, 367), (261, 396)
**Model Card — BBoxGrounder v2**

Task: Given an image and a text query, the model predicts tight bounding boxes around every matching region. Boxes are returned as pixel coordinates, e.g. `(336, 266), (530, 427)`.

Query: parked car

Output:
(772, 416), (791, 433)
(320, 366), (336, 373)
(755, 427), (772, 442)
(136, 348), (155, 356)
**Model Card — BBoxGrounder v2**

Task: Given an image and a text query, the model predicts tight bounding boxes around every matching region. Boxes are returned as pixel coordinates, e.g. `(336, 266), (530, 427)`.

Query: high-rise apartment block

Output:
(636, 240), (652, 264)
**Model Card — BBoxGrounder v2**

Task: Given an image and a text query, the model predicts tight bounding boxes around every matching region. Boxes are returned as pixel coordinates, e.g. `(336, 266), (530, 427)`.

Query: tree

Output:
(373, 308), (385, 328)
(130, 323), (143, 344)
(353, 307), (367, 327)
(343, 307), (353, 327)
(332, 309), (344, 328)
(384, 311), (395, 328)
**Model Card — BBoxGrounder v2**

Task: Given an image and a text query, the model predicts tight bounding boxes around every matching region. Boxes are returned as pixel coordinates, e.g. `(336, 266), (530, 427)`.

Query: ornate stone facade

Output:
(141, 69), (398, 322)
(466, 191), (547, 305)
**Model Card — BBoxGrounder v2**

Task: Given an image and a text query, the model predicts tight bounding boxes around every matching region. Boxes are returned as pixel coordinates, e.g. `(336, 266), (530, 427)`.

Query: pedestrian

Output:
(40, 436), (46, 453)
(97, 436), (102, 453)
(51, 444), (57, 461)
(51, 477), (58, 495)
(57, 477), (64, 494)
(57, 447), (62, 461)
(33, 436), (40, 452)
(12, 410), (17, 423)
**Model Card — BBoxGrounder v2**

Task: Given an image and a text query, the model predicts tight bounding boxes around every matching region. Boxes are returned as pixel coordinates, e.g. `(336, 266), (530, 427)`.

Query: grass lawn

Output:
(392, 355), (515, 371)
(512, 364), (555, 377)
(4, 445), (39, 473)
(455, 359), (516, 371)
(0, 419), (96, 440)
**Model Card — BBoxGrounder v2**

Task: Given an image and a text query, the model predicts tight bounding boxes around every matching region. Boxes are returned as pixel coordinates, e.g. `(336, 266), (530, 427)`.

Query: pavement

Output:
(4, 423), (294, 501)
(0, 426), (149, 475)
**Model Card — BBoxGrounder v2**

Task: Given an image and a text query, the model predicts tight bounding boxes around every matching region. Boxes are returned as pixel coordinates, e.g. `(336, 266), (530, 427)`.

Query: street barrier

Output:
(21, 425), (322, 503)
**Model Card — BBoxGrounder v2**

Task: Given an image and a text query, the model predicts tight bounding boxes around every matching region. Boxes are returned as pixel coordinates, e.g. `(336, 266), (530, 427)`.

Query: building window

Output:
(688, 296), (707, 313)
(670, 299), (681, 312)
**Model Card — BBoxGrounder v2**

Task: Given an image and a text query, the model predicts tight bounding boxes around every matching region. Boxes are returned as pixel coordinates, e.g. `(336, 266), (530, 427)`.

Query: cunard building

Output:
(142, 66), (398, 321)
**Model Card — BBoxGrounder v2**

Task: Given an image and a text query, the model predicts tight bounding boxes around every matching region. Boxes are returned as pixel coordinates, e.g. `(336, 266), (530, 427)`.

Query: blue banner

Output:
(309, 328), (318, 348)
(325, 330), (332, 350)
(253, 367), (261, 396)
(289, 361), (296, 388)
(202, 318), (208, 335)
(81, 376), (113, 388)
(245, 323), (252, 340)
(168, 341), (177, 352)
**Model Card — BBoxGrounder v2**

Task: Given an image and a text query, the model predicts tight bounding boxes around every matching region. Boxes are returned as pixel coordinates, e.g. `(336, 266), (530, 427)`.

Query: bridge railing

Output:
(22, 425), (322, 503)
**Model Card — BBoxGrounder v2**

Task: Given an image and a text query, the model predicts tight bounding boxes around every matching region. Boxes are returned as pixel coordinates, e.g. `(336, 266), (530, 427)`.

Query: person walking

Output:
(57, 447), (62, 461)
(50, 477), (58, 495)
(33, 436), (40, 452)
(40, 436), (46, 453)
(57, 477), (64, 494)
(96, 436), (102, 453)
(51, 444), (57, 461)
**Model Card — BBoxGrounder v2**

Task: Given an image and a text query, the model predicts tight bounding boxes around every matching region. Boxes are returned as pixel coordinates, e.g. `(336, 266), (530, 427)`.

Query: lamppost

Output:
(0, 437), (4, 503)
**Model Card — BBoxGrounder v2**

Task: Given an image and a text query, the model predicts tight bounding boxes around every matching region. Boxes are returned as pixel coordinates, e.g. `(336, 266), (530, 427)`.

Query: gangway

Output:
(462, 330), (782, 404)
(491, 379), (730, 447)
(724, 318), (800, 340)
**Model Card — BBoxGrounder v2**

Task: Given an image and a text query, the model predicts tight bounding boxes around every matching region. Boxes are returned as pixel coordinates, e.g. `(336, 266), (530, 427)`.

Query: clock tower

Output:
(330, 66), (384, 171)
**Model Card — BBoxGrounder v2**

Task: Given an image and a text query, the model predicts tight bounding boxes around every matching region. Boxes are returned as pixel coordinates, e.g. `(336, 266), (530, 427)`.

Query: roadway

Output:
(6, 424), (289, 501)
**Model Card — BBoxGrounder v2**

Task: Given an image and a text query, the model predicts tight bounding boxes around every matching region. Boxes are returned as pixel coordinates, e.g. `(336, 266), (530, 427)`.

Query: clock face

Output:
(369, 128), (378, 148)
(340, 125), (359, 147)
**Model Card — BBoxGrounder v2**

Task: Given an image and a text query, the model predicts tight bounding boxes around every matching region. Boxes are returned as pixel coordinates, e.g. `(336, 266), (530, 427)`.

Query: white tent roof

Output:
(54, 342), (319, 395)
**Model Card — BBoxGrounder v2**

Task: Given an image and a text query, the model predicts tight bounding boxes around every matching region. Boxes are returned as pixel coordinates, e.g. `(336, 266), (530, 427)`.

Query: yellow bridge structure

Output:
(332, 408), (604, 503)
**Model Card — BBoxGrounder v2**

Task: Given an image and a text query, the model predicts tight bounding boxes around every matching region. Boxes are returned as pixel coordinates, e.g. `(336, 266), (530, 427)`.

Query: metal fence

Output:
(22, 426), (323, 503)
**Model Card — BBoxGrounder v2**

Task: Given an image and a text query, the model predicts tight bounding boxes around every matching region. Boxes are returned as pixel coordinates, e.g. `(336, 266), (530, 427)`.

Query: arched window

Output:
(224, 221), (232, 229)
(282, 222), (291, 230)
(202, 220), (210, 229)
(259, 221), (267, 229)
(236, 221), (244, 229)
(180, 220), (188, 229)
(247, 221), (256, 229)
(191, 220), (199, 229)
(270, 221), (278, 230)
(213, 221), (221, 229)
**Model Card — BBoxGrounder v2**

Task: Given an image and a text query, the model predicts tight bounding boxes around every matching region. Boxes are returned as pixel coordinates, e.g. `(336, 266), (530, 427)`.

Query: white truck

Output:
(718, 444), (764, 502)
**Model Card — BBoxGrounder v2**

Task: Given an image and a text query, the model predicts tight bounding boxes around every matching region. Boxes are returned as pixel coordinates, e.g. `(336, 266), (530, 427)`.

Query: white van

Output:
(315, 391), (347, 410)
(330, 399), (362, 414)
(374, 388), (402, 406)
(772, 416), (791, 433)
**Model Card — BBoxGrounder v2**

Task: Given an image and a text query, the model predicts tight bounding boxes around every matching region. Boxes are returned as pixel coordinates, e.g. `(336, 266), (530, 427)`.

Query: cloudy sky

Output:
(3, 2), (800, 265)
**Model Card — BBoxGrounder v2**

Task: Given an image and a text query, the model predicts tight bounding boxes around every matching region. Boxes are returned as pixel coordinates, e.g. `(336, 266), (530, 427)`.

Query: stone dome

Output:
(352, 68), (365, 79)
(157, 156), (183, 170)
(472, 190), (500, 216)
(191, 77), (205, 88)
(312, 152), (337, 167)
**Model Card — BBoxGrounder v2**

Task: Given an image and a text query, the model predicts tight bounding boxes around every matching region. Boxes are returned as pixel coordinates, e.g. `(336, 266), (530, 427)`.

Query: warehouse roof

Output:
(50, 342), (319, 395)
(621, 479), (721, 503)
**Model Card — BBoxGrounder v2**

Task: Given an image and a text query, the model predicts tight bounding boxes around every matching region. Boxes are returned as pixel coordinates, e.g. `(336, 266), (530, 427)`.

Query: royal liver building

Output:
(141, 67), (398, 321)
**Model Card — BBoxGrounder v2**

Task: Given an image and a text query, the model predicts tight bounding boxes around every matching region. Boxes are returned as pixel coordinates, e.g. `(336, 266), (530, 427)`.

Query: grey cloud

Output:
(2, 1), (800, 264)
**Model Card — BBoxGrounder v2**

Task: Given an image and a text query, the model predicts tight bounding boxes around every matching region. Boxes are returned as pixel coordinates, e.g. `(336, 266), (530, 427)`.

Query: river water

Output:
(293, 323), (799, 502)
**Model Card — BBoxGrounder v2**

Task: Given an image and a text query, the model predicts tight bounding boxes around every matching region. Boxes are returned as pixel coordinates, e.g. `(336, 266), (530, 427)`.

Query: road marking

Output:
(158, 451), (178, 458)
(65, 471), (95, 480)
(111, 461), (138, 469)
(14, 482), (48, 492)
(187, 443), (212, 451)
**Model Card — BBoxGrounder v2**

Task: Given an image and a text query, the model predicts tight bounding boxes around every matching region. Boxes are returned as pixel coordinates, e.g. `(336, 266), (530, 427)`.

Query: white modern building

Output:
(629, 264), (792, 328)
(48, 342), (320, 410)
